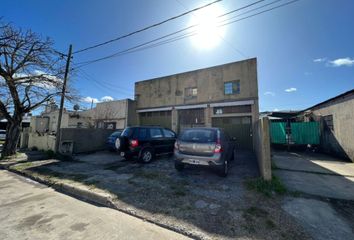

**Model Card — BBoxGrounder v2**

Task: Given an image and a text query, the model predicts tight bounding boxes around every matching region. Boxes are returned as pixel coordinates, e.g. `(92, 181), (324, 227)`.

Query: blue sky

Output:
(2, 0), (354, 111)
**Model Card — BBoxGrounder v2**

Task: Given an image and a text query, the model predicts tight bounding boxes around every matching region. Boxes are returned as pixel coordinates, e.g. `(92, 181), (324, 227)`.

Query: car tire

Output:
(175, 161), (184, 171)
(139, 148), (154, 163)
(217, 160), (228, 177)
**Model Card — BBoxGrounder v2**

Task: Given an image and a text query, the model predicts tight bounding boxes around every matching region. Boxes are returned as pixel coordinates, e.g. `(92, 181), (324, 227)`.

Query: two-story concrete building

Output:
(135, 58), (259, 150)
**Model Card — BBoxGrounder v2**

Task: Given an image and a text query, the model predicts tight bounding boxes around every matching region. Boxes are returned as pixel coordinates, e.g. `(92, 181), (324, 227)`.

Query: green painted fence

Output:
(270, 121), (320, 145)
(270, 122), (287, 144)
(290, 122), (320, 144)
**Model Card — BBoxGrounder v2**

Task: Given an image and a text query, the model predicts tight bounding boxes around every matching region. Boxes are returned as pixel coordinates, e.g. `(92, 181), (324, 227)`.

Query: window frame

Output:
(224, 80), (240, 95)
(184, 87), (198, 98)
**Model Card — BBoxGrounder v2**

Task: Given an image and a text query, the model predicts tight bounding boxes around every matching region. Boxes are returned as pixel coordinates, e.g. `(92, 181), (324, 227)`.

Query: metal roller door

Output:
(212, 116), (252, 150)
(140, 111), (172, 129)
(178, 108), (205, 132)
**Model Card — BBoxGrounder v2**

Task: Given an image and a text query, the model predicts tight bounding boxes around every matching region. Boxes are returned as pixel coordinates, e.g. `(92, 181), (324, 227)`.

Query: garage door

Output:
(140, 111), (172, 129)
(212, 116), (252, 150)
(178, 108), (205, 132)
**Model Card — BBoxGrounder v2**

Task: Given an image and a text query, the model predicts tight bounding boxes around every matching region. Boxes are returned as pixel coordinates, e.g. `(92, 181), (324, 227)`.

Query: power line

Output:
(77, 69), (134, 96)
(73, 0), (267, 67)
(74, 0), (300, 68)
(174, 0), (248, 58)
(73, 0), (222, 54)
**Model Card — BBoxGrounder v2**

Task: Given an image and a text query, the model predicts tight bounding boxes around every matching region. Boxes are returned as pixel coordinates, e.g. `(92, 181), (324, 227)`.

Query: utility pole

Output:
(55, 44), (73, 153)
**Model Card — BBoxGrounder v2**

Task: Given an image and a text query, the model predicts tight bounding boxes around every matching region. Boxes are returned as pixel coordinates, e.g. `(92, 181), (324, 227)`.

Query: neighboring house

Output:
(93, 99), (136, 130)
(302, 89), (354, 161)
(30, 103), (93, 134)
(264, 89), (354, 162)
(135, 58), (259, 150)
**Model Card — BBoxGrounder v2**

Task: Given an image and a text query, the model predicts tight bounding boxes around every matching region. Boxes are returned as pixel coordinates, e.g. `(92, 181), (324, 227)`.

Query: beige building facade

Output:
(304, 89), (354, 162)
(135, 58), (259, 150)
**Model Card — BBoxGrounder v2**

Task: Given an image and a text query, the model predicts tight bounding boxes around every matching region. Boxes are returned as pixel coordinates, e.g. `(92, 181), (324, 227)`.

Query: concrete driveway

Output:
(273, 151), (354, 240)
(0, 170), (190, 240)
(273, 151), (354, 200)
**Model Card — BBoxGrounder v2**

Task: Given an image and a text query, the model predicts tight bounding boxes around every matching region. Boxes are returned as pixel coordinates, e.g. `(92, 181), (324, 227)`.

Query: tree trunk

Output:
(2, 119), (21, 157)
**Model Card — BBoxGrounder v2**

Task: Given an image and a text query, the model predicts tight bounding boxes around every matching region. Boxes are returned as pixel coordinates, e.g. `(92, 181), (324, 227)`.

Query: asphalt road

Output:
(0, 170), (190, 240)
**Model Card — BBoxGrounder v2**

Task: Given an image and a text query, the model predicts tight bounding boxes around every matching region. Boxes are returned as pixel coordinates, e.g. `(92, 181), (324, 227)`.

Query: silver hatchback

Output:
(174, 128), (235, 177)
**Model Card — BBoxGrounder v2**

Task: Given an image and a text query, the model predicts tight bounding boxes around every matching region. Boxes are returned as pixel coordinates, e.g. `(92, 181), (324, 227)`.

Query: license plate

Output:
(188, 159), (200, 165)
(120, 152), (125, 157)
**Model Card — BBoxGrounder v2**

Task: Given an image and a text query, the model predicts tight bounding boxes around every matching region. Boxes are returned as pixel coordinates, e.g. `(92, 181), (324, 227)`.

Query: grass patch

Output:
(11, 162), (34, 171)
(245, 175), (287, 197)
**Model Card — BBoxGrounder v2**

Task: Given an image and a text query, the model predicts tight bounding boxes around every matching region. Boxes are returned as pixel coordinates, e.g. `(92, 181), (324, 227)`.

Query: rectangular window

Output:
(224, 80), (240, 95)
(213, 105), (251, 115)
(150, 128), (163, 138)
(185, 87), (198, 98)
(323, 115), (334, 131)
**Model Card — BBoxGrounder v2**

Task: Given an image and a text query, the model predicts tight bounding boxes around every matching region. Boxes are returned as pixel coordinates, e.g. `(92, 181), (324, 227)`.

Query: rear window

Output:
(110, 131), (121, 137)
(179, 129), (216, 143)
(121, 128), (134, 137)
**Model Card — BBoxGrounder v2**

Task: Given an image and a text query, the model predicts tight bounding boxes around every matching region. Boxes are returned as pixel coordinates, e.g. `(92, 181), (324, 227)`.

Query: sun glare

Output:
(189, 4), (225, 50)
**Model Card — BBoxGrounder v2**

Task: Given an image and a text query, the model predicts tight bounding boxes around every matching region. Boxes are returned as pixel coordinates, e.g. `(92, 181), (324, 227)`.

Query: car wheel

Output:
(175, 161), (184, 171)
(139, 148), (154, 163)
(217, 160), (228, 177)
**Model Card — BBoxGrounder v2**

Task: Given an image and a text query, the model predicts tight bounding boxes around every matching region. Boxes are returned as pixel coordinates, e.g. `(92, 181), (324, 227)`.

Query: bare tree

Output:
(0, 22), (75, 156)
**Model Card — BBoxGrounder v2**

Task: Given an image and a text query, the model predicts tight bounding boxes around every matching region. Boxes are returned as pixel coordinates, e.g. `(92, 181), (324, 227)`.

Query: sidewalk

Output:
(0, 170), (190, 240)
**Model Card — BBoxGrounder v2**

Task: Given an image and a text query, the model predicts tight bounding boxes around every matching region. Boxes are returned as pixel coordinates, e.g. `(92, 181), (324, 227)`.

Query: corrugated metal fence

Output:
(270, 121), (320, 145)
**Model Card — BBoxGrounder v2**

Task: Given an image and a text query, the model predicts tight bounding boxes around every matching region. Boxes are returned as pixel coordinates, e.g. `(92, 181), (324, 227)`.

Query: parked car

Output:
(0, 130), (6, 141)
(174, 128), (235, 177)
(106, 130), (122, 151)
(115, 126), (176, 163)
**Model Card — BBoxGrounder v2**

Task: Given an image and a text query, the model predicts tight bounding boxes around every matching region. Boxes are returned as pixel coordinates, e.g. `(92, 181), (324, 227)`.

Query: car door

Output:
(149, 128), (165, 154)
(162, 128), (176, 153)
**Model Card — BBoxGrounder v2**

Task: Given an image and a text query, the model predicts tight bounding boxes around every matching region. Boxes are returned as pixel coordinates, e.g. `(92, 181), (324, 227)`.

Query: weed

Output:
(245, 206), (268, 217)
(245, 175), (287, 197)
(265, 219), (277, 229)
(134, 170), (162, 180)
(271, 161), (278, 169)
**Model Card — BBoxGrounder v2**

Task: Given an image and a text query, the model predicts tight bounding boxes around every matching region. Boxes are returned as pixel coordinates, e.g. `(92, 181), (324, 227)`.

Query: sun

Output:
(189, 4), (226, 50)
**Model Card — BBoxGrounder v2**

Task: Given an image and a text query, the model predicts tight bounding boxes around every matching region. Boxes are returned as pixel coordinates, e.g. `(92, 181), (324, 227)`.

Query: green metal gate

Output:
(212, 116), (253, 150)
(290, 122), (320, 144)
(270, 122), (287, 144)
(270, 121), (320, 145)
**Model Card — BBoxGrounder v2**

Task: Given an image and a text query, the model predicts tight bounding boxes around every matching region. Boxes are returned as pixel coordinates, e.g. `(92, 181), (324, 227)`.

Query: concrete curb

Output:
(0, 164), (200, 240)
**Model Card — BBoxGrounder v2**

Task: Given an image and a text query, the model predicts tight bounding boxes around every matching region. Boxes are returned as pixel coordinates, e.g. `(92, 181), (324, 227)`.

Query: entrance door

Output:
(212, 116), (252, 150)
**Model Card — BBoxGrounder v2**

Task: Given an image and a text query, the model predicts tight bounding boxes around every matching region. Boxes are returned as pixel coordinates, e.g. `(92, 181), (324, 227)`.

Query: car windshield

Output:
(121, 128), (133, 137)
(110, 131), (121, 137)
(179, 129), (216, 143)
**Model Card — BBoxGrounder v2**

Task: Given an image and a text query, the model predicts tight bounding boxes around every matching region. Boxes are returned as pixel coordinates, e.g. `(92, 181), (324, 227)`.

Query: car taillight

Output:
(214, 139), (223, 153)
(130, 139), (139, 148)
(174, 141), (179, 150)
